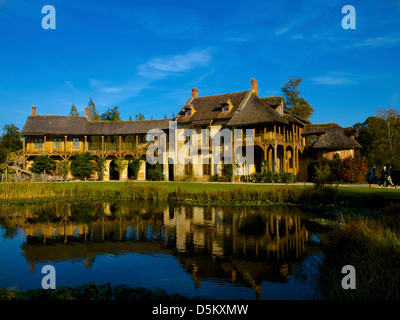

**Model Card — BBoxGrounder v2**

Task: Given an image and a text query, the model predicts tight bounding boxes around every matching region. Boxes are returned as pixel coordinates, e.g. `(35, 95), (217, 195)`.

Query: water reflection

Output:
(0, 201), (326, 299)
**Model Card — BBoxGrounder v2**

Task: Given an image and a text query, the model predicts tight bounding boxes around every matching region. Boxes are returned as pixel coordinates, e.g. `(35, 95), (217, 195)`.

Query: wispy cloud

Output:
(137, 48), (212, 80)
(291, 34), (304, 40)
(311, 73), (358, 85)
(352, 34), (400, 48)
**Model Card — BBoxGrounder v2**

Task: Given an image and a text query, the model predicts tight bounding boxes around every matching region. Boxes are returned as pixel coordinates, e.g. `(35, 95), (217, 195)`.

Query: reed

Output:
(0, 182), (339, 207)
(313, 209), (400, 300)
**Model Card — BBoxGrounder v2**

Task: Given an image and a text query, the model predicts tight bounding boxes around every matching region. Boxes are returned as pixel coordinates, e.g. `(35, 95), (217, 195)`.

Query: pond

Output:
(0, 201), (332, 300)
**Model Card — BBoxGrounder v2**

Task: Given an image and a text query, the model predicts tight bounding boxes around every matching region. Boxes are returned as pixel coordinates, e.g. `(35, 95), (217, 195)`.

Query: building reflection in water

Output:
(0, 201), (324, 299)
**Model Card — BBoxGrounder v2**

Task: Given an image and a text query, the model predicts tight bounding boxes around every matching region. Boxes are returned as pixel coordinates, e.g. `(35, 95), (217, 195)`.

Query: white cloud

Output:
(311, 74), (358, 85)
(137, 49), (212, 80)
(275, 27), (289, 36)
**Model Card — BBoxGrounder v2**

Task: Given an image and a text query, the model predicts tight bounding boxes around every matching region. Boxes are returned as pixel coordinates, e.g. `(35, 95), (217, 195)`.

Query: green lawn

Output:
(54, 181), (400, 201)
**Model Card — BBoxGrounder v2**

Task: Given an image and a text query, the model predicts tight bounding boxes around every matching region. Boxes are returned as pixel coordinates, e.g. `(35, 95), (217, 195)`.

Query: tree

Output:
(94, 157), (107, 181)
(135, 112), (145, 121)
(70, 152), (95, 180)
(129, 158), (141, 180)
(0, 124), (22, 165)
(354, 109), (400, 169)
(100, 106), (121, 121)
(87, 97), (100, 121)
(281, 77), (314, 120)
(69, 103), (79, 116)
(114, 158), (128, 181)
(59, 160), (70, 181)
(31, 156), (56, 174)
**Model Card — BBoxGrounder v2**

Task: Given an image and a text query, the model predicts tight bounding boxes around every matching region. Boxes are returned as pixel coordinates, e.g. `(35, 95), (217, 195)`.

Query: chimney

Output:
(192, 88), (199, 98)
(31, 105), (36, 116)
(85, 107), (89, 118)
(251, 78), (258, 95)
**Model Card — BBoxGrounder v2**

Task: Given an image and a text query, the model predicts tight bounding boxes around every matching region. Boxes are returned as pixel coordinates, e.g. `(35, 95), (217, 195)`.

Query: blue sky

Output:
(0, 0), (399, 132)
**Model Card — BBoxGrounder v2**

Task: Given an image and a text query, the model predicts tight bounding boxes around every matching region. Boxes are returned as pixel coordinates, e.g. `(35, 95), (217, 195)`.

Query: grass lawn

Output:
(54, 181), (400, 202)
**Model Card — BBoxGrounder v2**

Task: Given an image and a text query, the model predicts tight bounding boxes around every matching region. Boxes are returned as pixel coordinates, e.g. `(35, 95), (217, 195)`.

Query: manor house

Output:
(18, 79), (361, 182)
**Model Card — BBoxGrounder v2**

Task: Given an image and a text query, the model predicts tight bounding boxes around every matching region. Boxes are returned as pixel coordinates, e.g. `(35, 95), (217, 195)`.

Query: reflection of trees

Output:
(0, 201), (323, 299)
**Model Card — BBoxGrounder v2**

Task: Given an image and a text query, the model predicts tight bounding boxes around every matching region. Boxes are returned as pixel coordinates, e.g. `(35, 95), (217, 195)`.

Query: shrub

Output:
(129, 158), (141, 180)
(281, 172), (296, 183)
(30, 156), (56, 174)
(251, 172), (263, 183)
(70, 152), (96, 180)
(147, 169), (164, 181)
(338, 157), (369, 183)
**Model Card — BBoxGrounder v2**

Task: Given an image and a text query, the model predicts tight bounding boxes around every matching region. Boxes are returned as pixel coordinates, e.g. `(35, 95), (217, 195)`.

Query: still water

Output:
(0, 201), (330, 300)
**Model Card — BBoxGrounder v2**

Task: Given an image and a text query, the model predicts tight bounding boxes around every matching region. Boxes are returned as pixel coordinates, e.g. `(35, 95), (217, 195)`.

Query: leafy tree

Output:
(354, 108), (400, 169)
(31, 156), (56, 174)
(114, 158), (128, 181)
(0, 124), (23, 170)
(100, 106), (121, 121)
(87, 97), (100, 121)
(59, 160), (70, 181)
(69, 103), (79, 116)
(70, 152), (95, 180)
(94, 157), (107, 181)
(129, 158), (141, 180)
(281, 77), (314, 120)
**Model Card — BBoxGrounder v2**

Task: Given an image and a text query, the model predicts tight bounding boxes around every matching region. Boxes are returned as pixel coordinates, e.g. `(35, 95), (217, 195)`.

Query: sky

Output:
(0, 0), (399, 132)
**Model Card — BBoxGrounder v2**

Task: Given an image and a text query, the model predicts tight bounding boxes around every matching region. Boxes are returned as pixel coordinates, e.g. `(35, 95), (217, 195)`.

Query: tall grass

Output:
(0, 182), (339, 206)
(314, 205), (400, 300)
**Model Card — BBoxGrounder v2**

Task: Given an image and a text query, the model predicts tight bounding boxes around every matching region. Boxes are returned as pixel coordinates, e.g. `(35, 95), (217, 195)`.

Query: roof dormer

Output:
(220, 99), (233, 112)
(183, 104), (196, 117)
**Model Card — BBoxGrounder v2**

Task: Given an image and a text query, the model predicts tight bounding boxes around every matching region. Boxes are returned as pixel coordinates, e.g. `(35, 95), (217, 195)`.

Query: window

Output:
(34, 137), (43, 149)
(73, 138), (80, 149)
(203, 163), (211, 175)
(185, 109), (192, 116)
(184, 162), (193, 175)
(222, 104), (229, 112)
(53, 138), (62, 149)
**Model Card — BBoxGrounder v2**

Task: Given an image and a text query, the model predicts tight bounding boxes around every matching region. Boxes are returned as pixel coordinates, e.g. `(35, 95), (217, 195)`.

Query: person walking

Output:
(378, 165), (387, 187)
(373, 165), (376, 184)
(386, 165), (395, 187)
(368, 167), (375, 184)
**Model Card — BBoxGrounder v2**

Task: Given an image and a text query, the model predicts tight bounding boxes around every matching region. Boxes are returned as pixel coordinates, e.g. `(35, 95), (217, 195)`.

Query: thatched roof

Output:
(228, 93), (288, 126)
(283, 111), (311, 126)
(261, 96), (285, 107)
(302, 124), (340, 135)
(302, 124), (362, 149)
(176, 90), (249, 124)
(21, 116), (89, 136)
(21, 115), (171, 136)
